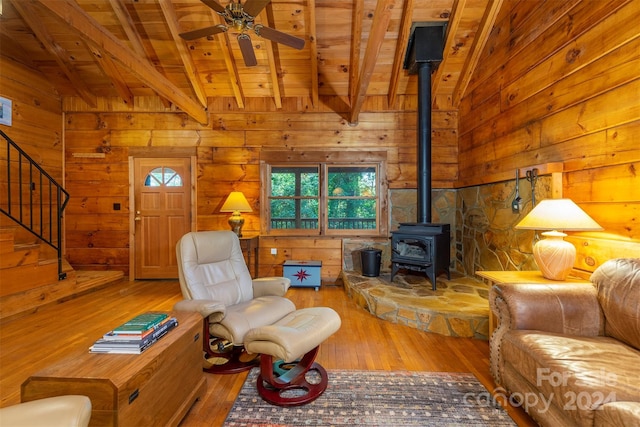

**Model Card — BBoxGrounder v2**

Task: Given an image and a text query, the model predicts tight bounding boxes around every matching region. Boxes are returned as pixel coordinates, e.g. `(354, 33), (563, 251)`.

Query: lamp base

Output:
(228, 213), (245, 237)
(533, 231), (576, 280)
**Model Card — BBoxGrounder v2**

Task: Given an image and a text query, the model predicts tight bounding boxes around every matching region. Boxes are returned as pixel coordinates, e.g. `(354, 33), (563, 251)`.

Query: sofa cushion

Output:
(590, 258), (640, 350)
(595, 401), (640, 426)
(593, 402), (640, 427)
(502, 330), (640, 426)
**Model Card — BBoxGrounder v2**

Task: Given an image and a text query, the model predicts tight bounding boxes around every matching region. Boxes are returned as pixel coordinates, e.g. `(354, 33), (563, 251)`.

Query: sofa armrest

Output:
(490, 283), (604, 336)
(252, 277), (291, 297)
(173, 299), (226, 322)
(489, 283), (604, 387)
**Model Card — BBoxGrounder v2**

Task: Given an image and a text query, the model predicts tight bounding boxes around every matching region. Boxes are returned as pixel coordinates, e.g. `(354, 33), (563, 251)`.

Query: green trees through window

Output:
(268, 165), (378, 232)
(327, 167), (376, 230)
(270, 166), (319, 229)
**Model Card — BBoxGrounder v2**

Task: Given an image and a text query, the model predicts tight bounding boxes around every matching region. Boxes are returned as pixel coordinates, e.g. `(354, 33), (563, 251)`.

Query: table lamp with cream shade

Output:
(220, 191), (252, 237)
(516, 198), (603, 280)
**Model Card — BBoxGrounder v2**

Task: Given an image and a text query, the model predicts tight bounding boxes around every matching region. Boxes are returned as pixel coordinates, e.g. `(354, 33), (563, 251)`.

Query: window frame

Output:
(260, 151), (388, 237)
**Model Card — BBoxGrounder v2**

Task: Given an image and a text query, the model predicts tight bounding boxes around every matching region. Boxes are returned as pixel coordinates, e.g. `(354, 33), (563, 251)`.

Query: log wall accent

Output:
(63, 96), (458, 277)
(0, 56), (62, 248)
(458, 0), (640, 250)
(4, 0), (640, 286)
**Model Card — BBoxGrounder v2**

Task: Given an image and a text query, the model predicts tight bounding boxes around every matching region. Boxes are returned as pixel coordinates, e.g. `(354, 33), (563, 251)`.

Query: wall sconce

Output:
(516, 198), (603, 280)
(220, 191), (253, 237)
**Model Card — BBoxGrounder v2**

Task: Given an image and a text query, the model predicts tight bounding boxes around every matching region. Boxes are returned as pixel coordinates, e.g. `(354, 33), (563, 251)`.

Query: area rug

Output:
(223, 369), (515, 426)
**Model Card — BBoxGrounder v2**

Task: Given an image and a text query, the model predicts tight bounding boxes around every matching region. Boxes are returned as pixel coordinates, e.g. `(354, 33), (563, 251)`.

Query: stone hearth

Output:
(341, 271), (490, 340)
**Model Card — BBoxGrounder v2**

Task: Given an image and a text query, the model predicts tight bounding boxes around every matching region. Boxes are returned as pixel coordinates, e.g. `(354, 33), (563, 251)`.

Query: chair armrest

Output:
(173, 299), (226, 322)
(490, 283), (604, 336)
(0, 395), (92, 427)
(252, 277), (291, 297)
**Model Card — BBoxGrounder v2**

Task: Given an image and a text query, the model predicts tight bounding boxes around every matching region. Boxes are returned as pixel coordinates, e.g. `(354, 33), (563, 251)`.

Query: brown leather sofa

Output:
(489, 257), (640, 426)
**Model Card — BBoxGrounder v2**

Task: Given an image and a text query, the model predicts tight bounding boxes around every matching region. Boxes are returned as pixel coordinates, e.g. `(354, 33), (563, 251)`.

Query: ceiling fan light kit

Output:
(179, 0), (305, 66)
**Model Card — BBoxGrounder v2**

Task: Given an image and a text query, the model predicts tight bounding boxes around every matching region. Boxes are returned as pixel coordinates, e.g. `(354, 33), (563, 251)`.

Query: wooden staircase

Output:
(0, 226), (123, 322)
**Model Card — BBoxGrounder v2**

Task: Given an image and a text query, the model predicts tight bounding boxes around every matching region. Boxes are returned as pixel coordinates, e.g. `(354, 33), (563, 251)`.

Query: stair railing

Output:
(1, 129), (70, 280)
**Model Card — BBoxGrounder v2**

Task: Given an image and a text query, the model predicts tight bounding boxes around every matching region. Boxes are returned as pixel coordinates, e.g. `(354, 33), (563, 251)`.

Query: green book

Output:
(112, 312), (168, 334)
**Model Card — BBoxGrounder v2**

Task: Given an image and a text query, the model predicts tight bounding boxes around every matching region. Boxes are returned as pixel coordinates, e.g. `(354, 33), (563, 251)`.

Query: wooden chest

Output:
(21, 311), (206, 427)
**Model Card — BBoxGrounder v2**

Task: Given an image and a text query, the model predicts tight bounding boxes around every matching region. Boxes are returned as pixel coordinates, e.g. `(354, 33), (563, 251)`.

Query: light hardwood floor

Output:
(0, 279), (537, 426)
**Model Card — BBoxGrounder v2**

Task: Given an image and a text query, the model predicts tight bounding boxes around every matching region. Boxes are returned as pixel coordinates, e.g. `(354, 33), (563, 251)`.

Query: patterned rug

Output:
(223, 369), (515, 426)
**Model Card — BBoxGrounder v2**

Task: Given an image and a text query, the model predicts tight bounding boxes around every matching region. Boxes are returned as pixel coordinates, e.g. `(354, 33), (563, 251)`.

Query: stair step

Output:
(0, 262), (59, 297)
(0, 246), (40, 269)
(0, 270), (124, 321)
(0, 228), (16, 254)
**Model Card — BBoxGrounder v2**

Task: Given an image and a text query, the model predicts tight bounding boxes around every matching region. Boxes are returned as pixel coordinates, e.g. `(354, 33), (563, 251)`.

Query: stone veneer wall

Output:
(456, 175), (553, 276)
(342, 175), (553, 278)
(342, 188), (457, 274)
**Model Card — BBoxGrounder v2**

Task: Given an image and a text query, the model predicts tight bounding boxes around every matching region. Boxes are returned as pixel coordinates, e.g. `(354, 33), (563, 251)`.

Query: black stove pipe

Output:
(417, 61), (432, 224)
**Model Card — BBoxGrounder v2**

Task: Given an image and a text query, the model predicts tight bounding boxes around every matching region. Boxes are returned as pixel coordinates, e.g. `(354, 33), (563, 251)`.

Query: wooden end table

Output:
(476, 270), (591, 336)
(21, 311), (206, 427)
(239, 234), (259, 278)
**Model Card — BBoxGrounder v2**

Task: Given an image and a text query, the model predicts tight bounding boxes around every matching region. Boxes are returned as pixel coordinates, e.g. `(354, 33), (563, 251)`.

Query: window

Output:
(261, 151), (387, 236)
(144, 167), (183, 187)
(270, 166), (319, 229)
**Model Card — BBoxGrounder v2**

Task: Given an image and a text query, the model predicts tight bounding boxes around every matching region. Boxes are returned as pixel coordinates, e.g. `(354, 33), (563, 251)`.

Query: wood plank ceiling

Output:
(0, 0), (497, 124)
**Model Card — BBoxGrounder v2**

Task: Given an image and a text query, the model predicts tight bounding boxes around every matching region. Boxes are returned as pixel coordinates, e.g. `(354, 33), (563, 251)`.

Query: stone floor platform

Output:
(341, 271), (491, 340)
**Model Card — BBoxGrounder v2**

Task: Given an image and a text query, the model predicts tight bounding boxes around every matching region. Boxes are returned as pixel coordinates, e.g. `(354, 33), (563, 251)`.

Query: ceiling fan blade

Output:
(242, 0), (271, 18)
(179, 25), (227, 41)
(254, 25), (305, 50)
(201, 0), (226, 14)
(237, 34), (258, 66)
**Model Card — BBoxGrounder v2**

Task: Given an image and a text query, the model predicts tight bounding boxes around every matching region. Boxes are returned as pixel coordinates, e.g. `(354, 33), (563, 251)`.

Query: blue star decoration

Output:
(294, 269), (310, 282)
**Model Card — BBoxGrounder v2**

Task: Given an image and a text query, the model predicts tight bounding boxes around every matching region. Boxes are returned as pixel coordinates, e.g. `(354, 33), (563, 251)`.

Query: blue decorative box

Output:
(283, 260), (322, 290)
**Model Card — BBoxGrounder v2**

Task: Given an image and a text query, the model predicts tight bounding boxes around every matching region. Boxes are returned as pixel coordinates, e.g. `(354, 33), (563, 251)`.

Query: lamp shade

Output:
(516, 199), (603, 281)
(515, 199), (603, 231)
(220, 191), (253, 213)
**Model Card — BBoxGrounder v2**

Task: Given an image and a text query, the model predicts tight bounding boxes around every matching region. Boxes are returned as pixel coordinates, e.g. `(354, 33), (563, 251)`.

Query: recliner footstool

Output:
(245, 306), (341, 406)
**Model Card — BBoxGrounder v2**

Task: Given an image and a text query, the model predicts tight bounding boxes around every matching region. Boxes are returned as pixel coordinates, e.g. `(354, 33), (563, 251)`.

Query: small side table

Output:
(476, 270), (591, 336)
(239, 235), (259, 278)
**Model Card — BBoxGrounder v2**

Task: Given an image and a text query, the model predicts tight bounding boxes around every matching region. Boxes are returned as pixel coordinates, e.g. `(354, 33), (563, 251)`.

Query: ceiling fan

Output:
(179, 0), (305, 67)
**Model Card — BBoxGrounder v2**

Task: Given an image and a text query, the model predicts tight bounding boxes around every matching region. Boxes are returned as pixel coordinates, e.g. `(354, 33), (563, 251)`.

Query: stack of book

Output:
(90, 312), (178, 354)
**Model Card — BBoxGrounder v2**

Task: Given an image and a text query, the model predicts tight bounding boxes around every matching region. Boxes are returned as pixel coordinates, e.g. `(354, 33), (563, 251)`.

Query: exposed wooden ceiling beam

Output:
(108, 0), (147, 58)
(265, 43), (283, 109)
(452, 0), (503, 106)
(262, 5), (283, 109)
(11, 0), (98, 108)
(109, 0), (171, 108)
(210, 8), (246, 109)
(85, 42), (134, 106)
(432, 0), (464, 109)
(348, 0), (396, 124)
(349, 0), (364, 105)
(306, 0), (319, 107)
(158, 0), (209, 107)
(218, 38), (246, 110)
(387, 0), (414, 107)
(33, 0), (208, 124)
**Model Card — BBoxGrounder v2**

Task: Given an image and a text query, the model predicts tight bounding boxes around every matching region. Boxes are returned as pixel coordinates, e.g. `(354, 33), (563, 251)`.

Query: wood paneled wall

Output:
(62, 96), (458, 277)
(0, 56), (63, 249)
(4, 0), (640, 284)
(458, 0), (640, 244)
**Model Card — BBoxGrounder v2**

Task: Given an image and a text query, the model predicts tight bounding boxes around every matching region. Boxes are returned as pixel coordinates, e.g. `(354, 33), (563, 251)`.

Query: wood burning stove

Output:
(390, 23), (450, 291)
(391, 223), (450, 290)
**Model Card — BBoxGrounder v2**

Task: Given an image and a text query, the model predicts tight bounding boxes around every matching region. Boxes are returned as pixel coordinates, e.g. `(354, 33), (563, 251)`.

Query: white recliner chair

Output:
(174, 230), (295, 373)
(0, 395), (92, 427)
(174, 230), (341, 406)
